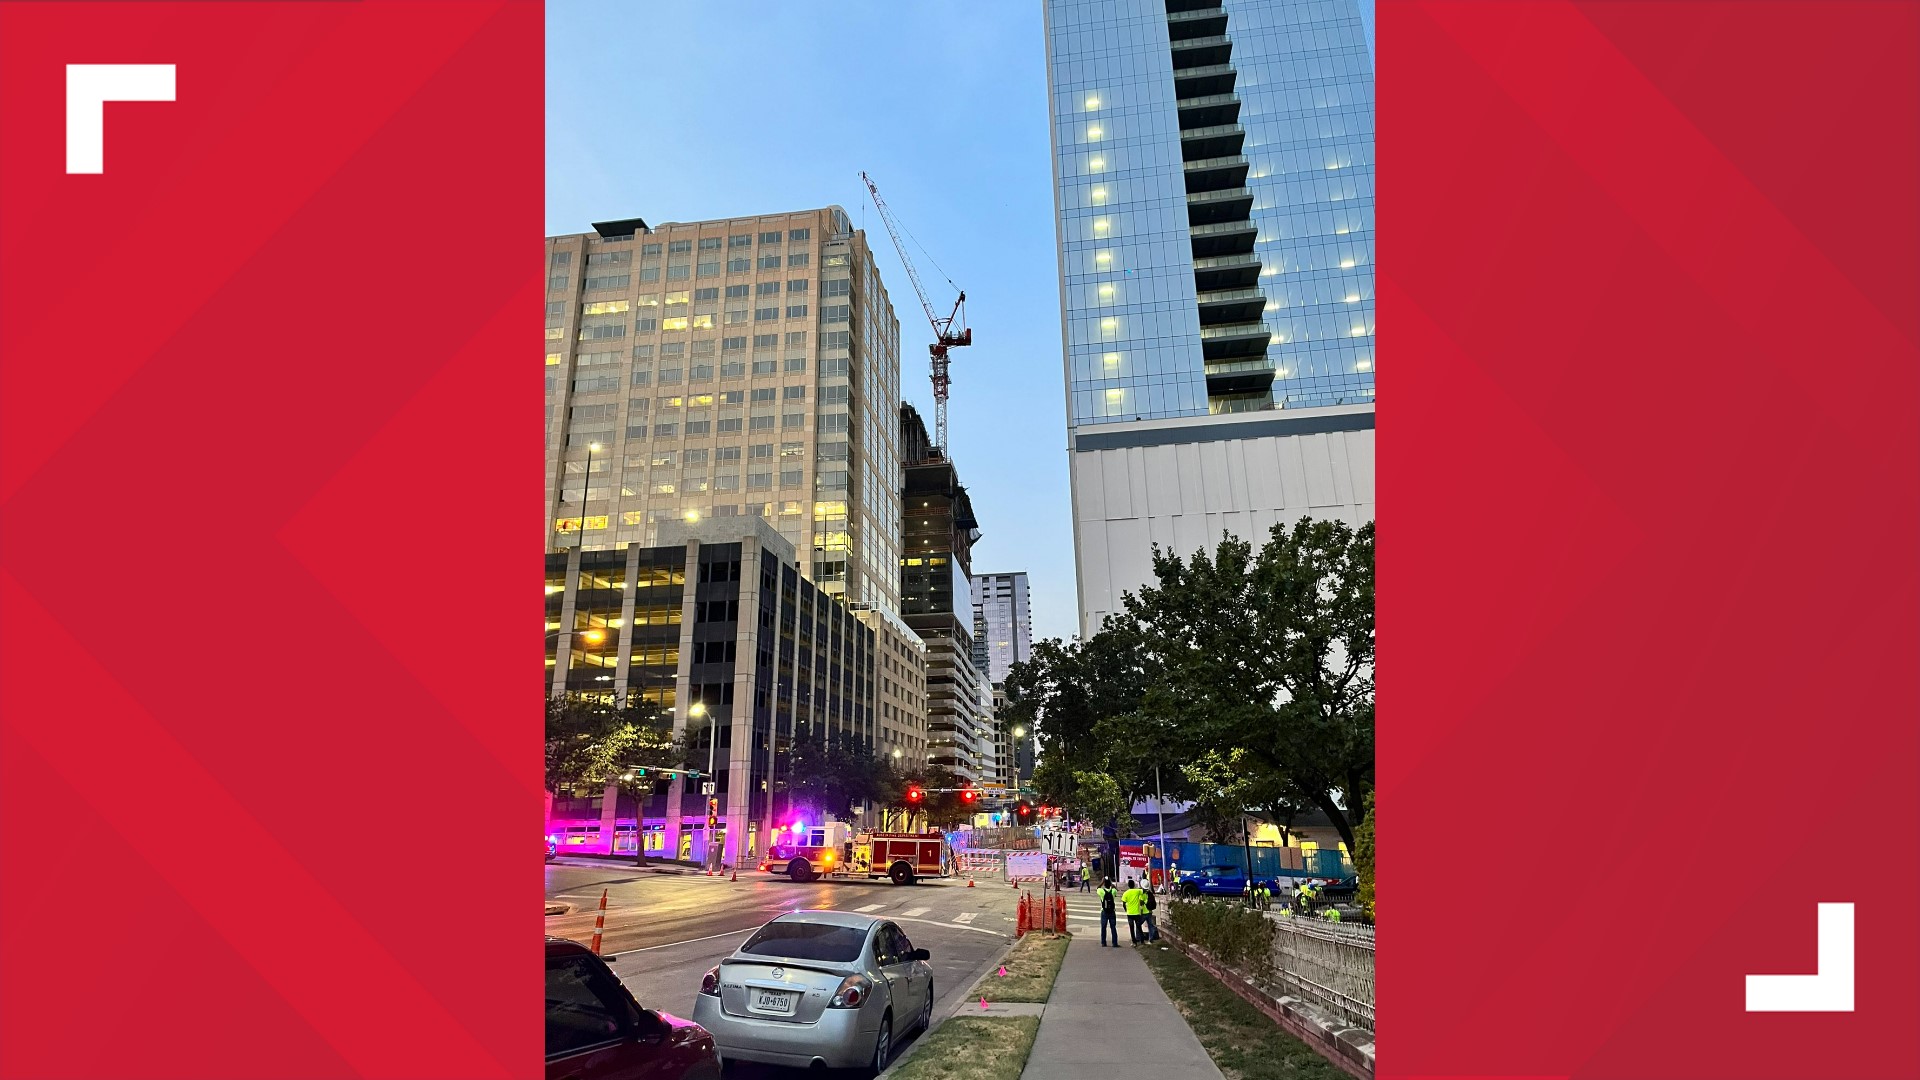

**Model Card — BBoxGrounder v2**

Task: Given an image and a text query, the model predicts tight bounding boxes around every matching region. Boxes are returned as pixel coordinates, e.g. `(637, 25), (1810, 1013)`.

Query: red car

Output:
(546, 937), (720, 1080)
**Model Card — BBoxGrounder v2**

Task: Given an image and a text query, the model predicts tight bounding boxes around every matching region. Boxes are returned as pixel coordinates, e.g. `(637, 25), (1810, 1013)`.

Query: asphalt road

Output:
(546, 859), (1025, 1076)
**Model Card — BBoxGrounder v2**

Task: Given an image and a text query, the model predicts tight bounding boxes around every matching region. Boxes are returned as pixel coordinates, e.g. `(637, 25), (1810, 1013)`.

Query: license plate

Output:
(750, 988), (796, 1015)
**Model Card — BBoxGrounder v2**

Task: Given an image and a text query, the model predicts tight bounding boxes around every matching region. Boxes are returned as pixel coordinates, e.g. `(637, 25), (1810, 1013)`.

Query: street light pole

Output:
(690, 701), (717, 872)
(1155, 764), (1169, 894)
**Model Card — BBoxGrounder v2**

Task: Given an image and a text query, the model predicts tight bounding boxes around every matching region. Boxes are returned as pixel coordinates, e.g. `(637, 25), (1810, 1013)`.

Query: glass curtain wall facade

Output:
(1045, 0), (1375, 421)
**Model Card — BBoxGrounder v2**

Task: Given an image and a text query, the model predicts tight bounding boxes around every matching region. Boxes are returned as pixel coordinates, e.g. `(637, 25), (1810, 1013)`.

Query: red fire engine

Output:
(760, 821), (954, 885)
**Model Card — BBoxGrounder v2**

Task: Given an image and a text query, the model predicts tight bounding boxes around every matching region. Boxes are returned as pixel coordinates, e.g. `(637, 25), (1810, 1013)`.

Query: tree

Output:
(544, 693), (680, 795)
(1353, 790), (1375, 921)
(1067, 770), (1134, 879)
(1119, 518), (1374, 849)
(785, 731), (890, 823)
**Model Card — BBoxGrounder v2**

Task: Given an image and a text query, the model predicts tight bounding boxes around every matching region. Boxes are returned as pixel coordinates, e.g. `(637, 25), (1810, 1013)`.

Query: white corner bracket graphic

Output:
(66, 64), (176, 174)
(1745, 902), (1854, 1012)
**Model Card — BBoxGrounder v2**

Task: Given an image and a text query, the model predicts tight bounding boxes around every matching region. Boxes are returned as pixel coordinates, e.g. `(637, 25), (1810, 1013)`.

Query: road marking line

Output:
(891, 915), (1006, 937)
(615, 927), (762, 954)
(903, 907), (930, 917)
(855, 903), (884, 913)
(953, 912), (977, 924)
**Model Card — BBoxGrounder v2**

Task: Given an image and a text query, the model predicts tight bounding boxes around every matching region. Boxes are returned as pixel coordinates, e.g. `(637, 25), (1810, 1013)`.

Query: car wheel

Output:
(890, 862), (915, 887)
(919, 979), (934, 1032)
(868, 1013), (893, 1077)
(788, 858), (813, 883)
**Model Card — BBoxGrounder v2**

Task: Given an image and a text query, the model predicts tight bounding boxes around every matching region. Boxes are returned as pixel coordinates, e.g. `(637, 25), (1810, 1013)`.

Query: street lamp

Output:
(685, 701), (718, 871)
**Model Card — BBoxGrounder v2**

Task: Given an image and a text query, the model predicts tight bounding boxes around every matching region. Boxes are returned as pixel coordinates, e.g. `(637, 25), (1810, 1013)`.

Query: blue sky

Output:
(546, 1), (1373, 646)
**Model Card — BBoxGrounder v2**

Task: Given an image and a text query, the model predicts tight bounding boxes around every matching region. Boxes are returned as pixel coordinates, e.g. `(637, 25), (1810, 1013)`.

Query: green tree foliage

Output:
(544, 693), (681, 795)
(1012, 517), (1374, 853)
(785, 731), (893, 822)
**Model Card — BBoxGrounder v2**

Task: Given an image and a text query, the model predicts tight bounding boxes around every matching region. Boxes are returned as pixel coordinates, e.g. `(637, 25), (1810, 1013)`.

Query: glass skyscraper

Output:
(1046, 0), (1378, 635)
(1046, 0), (1375, 422)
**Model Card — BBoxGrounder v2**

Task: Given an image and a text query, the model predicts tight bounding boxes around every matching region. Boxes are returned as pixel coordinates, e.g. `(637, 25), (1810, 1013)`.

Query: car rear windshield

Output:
(740, 921), (867, 962)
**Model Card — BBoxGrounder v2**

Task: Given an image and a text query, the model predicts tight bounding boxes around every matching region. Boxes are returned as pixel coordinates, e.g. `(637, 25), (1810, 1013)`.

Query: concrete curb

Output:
(878, 931), (1031, 1078)
(544, 902), (570, 916)
(1161, 929), (1374, 1080)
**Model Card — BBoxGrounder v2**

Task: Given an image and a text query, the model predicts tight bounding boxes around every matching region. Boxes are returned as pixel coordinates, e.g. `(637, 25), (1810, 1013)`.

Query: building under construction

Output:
(898, 403), (993, 782)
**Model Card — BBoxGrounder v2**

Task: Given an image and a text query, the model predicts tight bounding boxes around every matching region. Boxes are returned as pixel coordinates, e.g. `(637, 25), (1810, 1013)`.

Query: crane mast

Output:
(859, 171), (972, 453)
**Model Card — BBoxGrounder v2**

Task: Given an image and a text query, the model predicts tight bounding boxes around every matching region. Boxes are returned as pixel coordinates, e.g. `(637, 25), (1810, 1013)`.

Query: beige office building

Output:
(546, 207), (907, 616)
(856, 605), (930, 766)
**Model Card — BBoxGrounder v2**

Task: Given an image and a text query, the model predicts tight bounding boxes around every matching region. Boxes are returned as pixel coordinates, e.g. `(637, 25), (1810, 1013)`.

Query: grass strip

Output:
(1142, 946), (1349, 1080)
(972, 932), (1070, 1003)
(885, 1016), (1040, 1080)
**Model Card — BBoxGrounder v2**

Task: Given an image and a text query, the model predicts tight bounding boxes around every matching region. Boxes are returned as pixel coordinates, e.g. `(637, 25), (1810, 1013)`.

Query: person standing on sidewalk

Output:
(1097, 879), (1121, 947)
(1122, 878), (1147, 945)
(1142, 879), (1160, 942)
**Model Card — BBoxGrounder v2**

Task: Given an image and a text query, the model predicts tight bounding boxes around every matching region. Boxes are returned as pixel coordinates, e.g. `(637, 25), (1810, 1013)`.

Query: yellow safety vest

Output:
(1324, 908), (1342, 921)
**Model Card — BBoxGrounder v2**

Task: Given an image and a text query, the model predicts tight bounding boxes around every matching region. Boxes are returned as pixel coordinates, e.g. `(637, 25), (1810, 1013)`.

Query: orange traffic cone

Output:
(589, 888), (608, 955)
(730, 869), (738, 883)
(967, 874), (975, 888)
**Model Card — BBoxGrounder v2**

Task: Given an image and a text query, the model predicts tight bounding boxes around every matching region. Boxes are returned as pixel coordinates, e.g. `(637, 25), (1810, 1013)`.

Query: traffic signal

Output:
(905, 786), (924, 804)
(1015, 800), (1033, 820)
(960, 788), (977, 805)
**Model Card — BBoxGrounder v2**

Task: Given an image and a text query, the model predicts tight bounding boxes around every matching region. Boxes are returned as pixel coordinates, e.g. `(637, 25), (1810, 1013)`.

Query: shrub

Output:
(1167, 899), (1276, 981)
(1353, 791), (1375, 922)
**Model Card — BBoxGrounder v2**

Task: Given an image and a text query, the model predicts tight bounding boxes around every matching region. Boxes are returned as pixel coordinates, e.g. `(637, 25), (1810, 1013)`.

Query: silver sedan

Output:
(691, 910), (935, 1075)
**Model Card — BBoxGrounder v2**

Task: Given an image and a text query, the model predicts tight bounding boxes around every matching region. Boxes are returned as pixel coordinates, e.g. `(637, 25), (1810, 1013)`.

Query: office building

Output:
(545, 207), (906, 616)
(855, 604), (930, 766)
(1045, 0), (1377, 633)
(544, 518), (875, 865)
(970, 572), (1033, 687)
(900, 404), (994, 781)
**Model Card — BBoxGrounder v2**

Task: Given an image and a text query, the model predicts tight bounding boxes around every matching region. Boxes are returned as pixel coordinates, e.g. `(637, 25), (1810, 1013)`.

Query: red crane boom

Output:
(860, 171), (972, 452)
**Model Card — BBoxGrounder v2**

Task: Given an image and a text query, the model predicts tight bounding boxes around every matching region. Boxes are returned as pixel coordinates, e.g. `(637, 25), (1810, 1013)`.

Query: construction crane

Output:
(860, 171), (972, 453)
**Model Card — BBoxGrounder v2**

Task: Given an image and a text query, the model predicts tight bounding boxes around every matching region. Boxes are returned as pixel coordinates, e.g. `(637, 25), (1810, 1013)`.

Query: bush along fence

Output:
(1164, 899), (1375, 1077)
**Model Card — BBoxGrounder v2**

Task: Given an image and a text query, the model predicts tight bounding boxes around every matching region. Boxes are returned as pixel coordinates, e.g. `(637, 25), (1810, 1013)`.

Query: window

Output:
(785, 356), (807, 373)
(749, 415), (775, 430)
(581, 299), (630, 316)
(819, 413), (849, 433)
(652, 450), (678, 466)
(694, 287), (719, 302)
(641, 243), (662, 255)
(821, 305), (850, 323)
(586, 251), (630, 267)
(584, 274), (630, 291)
(753, 334), (779, 349)
(783, 385), (807, 400)
(634, 317), (658, 332)
(755, 282), (780, 297)
(816, 469), (848, 490)
(686, 420), (712, 436)
(661, 342), (685, 358)
(578, 324), (625, 341)
(668, 240), (692, 254)
(755, 307), (778, 321)
(551, 251), (573, 267)
(697, 260), (719, 277)
(572, 374), (620, 393)
(786, 305), (809, 319)
(823, 278), (851, 297)
(721, 391), (745, 405)
(750, 444), (773, 459)
(631, 368), (651, 387)
(752, 359), (778, 376)
(698, 236), (722, 251)
(787, 253), (810, 267)
(785, 332), (807, 346)
(667, 264), (690, 281)
(818, 357), (849, 376)
(728, 258), (751, 272)
(653, 422), (678, 437)
(821, 330), (851, 349)
(780, 442), (805, 457)
(750, 388), (776, 403)
(639, 266), (660, 282)
(717, 446), (742, 462)
(724, 285), (750, 299)
(729, 234), (752, 249)
(691, 314), (715, 329)
(721, 361), (746, 378)
(721, 336), (746, 352)
(725, 309), (749, 325)
(691, 363), (714, 380)
(713, 472), (740, 491)
(748, 470), (772, 490)
(546, 953), (639, 1056)
(718, 416), (744, 433)
(759, 231), (782, 245)
(818, 385), (849, 404)
(549, 275), (570, 291)
(787, 279), (809, 293)
(662, 317), (689, 332)
(758, 255), (781, 270)
(782, 412), (806, 429)
(789, 228), (811, 242)
(658, 367), (683, 384)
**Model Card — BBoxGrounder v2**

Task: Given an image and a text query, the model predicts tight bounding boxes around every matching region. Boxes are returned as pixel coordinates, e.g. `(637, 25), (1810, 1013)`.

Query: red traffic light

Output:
(1015, 801), (1033, 818)
(960, 788), (977, 804)
(905, 787), (924, 803)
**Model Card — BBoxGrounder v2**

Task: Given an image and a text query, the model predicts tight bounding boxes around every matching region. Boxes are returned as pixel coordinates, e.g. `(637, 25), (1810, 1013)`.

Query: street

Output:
(546, 859), (1026, 1075)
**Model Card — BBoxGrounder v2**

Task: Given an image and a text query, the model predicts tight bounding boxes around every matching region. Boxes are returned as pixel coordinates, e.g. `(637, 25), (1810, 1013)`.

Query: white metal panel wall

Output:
(1072, 426), (1377, 635)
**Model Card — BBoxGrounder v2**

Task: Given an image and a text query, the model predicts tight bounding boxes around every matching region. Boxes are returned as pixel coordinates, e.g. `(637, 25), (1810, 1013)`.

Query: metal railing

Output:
(1266, 912), (1375, 1029)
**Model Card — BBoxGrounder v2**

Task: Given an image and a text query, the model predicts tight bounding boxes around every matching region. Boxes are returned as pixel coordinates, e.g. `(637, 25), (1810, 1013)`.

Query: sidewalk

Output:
(1017, 930), (1224, 1080)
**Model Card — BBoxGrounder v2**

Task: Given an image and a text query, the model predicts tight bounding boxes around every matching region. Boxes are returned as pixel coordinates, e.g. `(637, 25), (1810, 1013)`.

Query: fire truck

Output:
(759, 821), (954, 885)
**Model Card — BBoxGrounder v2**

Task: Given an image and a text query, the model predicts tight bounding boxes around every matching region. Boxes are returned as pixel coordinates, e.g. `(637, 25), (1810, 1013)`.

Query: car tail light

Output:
(699, 966), (721, 997)
(828, 974), (872, 1009)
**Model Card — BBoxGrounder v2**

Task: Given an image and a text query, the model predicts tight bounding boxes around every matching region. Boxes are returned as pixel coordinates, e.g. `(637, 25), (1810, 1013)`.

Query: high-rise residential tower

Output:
(1045, 0), (1377, 634)
(970, 572), (1033, 687)
(545, 207), (906, 616)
